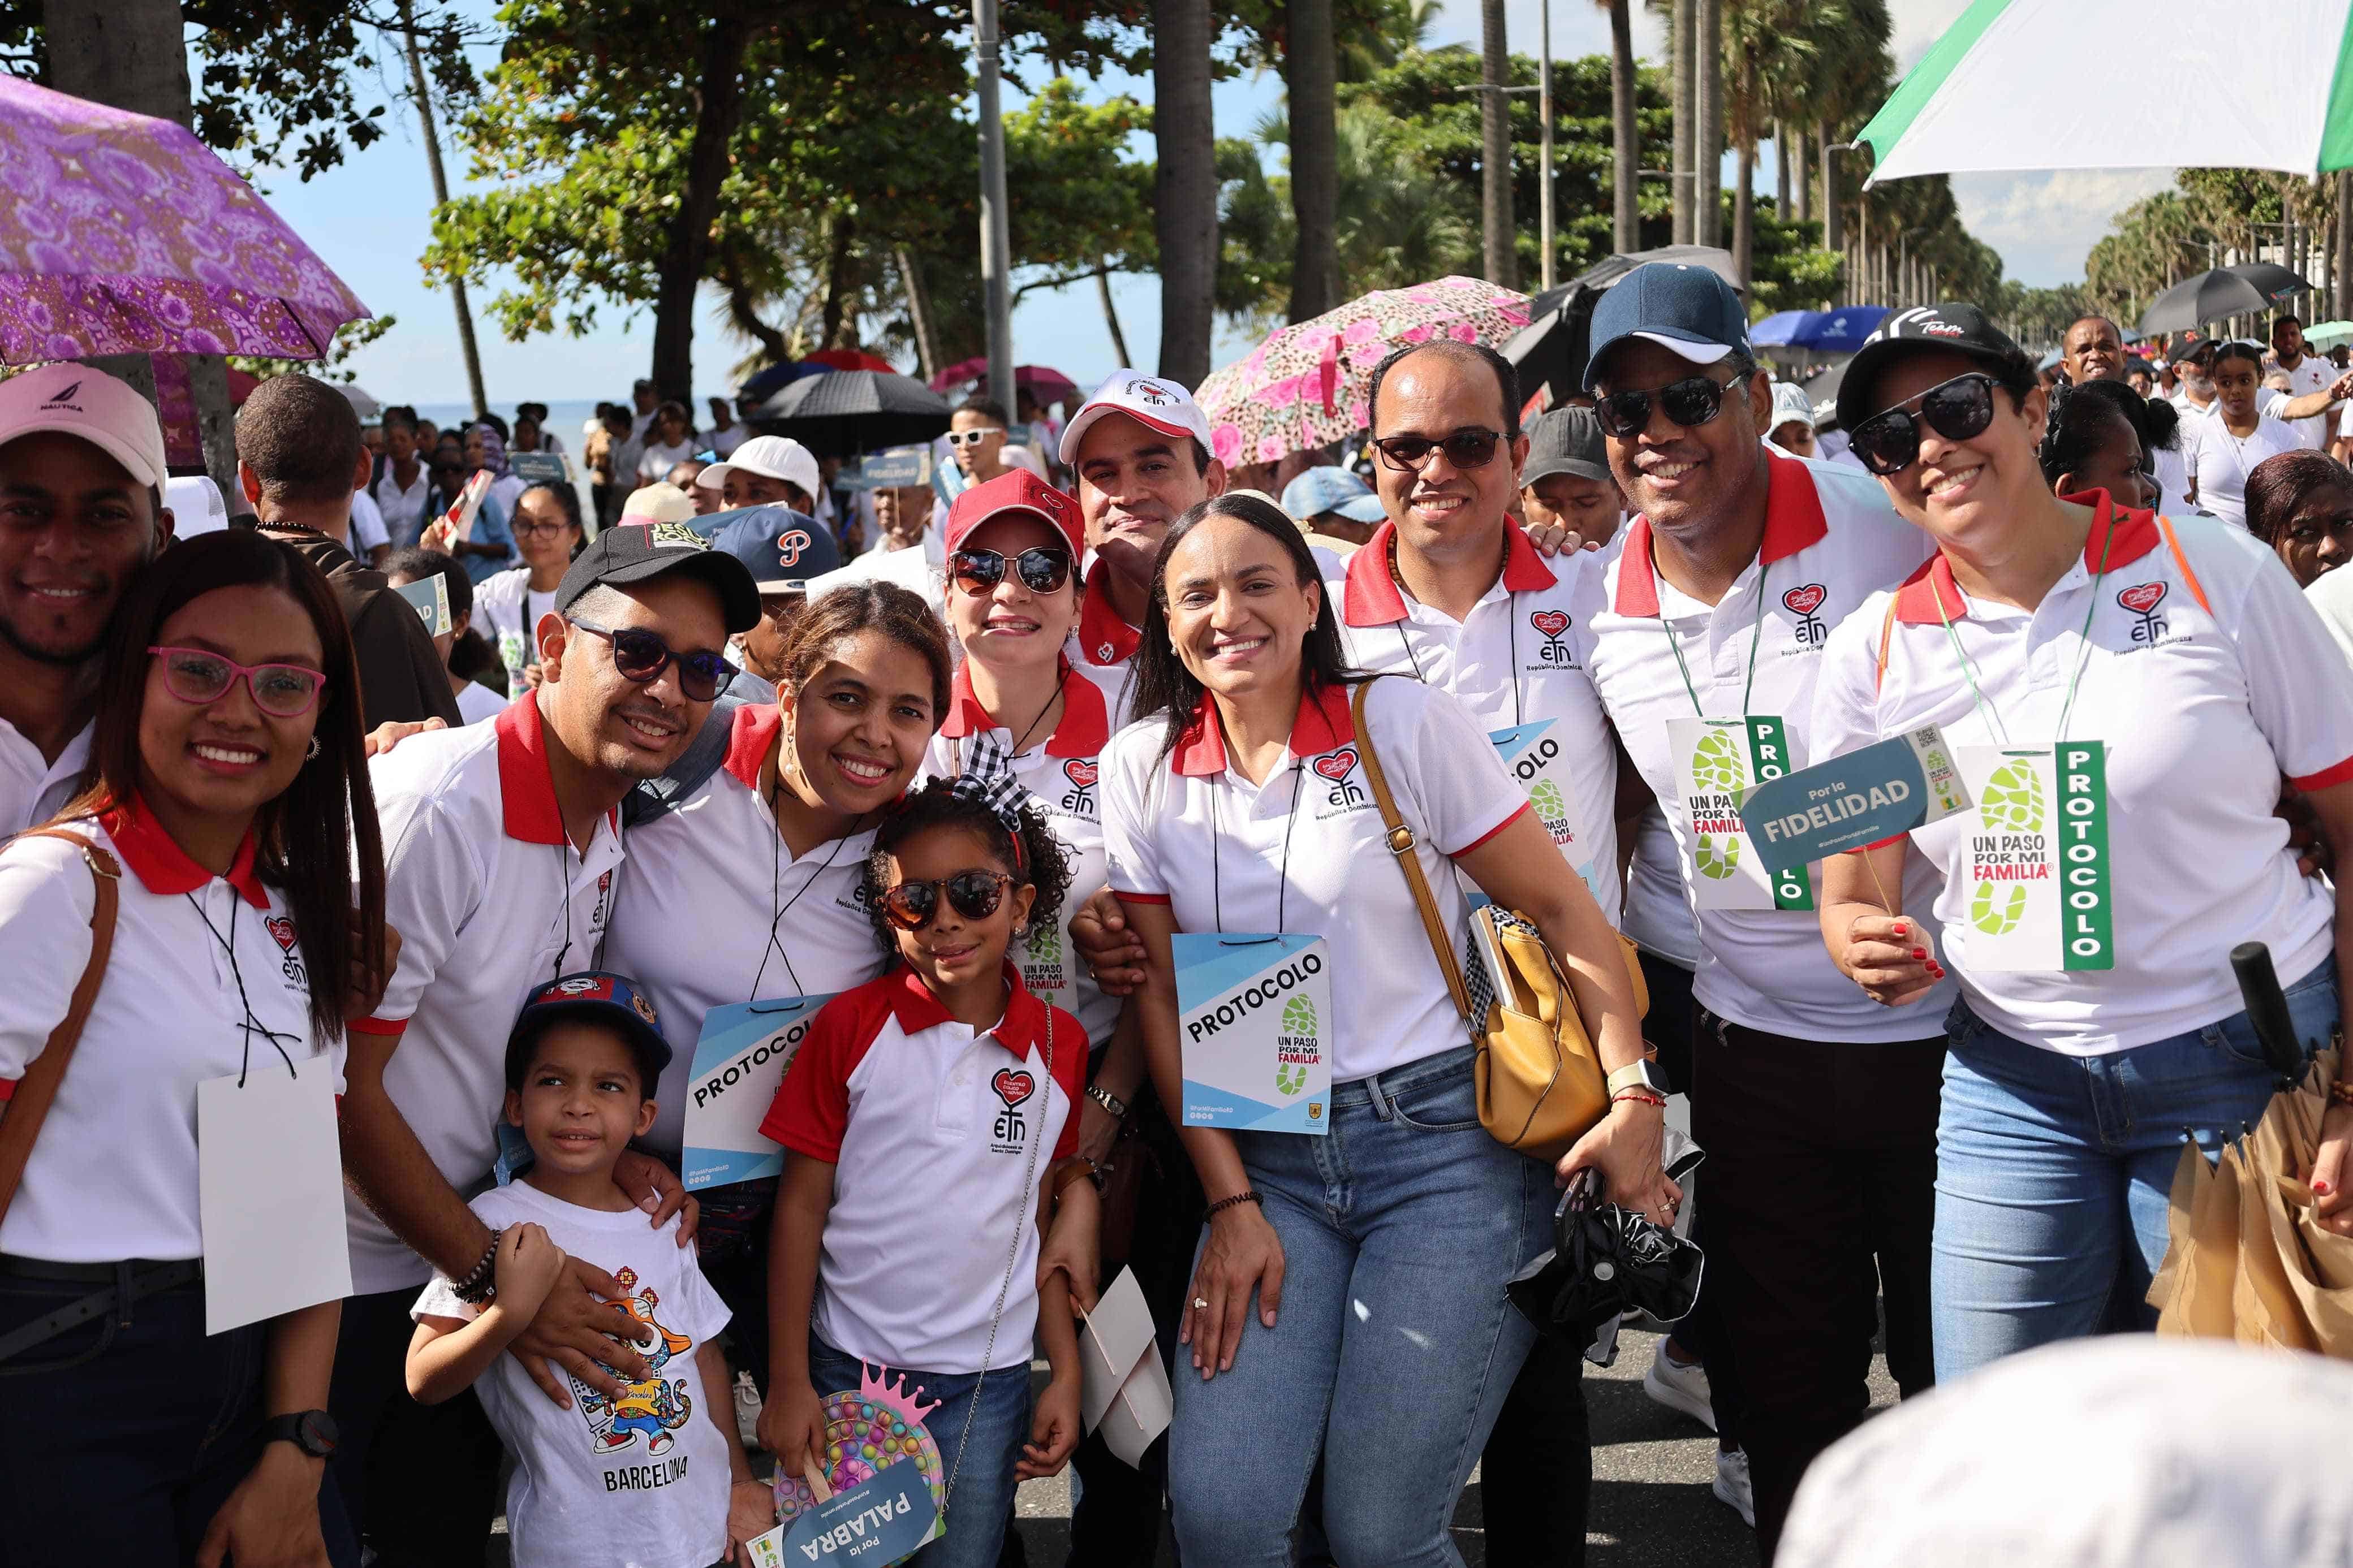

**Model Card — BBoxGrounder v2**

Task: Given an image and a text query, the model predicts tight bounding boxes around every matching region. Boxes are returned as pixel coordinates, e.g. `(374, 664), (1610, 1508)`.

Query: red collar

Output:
(939, 661), (1112, 758)
(493, 696), (571, 845)
(1075, 558), (1144, 667)
(1611, 448), (1831, 618)
(1341, 520), (1557, 627)
(722, 702), (782, 789)
(99, 794), (268, 909)
(1169, 680), (1355, 777)
(1890, 489), (2162, 624)
(887, 961), (1053, 1059)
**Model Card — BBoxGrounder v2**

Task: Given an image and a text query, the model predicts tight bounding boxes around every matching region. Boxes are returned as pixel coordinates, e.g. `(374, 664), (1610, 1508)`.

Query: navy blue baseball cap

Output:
(504, 970), (673, 1092)
(1583, 263), (1755, 392)
(706, 504), (843, 595)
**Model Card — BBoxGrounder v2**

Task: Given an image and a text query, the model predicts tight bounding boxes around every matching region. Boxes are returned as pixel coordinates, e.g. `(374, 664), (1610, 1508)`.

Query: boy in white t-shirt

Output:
(408, 973), (774, 1567)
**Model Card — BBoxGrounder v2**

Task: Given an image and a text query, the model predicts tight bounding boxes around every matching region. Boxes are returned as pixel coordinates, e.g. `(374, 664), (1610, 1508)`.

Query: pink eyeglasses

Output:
(148, 646), (328, 718)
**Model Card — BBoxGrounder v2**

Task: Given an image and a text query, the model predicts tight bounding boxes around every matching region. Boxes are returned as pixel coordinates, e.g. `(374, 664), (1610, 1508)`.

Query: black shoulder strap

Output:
(624, 692), (751, 828)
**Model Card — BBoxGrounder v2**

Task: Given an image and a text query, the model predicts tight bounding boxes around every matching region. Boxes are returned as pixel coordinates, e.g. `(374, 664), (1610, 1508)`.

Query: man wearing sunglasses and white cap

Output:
(331, 519), (759, 1566)
(1566, 264), (1945, 1561)
(0, 366), (175, 837)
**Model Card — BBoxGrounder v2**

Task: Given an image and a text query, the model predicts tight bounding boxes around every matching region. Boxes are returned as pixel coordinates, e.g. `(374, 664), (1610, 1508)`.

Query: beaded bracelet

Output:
(451, 1229), (505, 1306)
(1613, 1089), (1667, 1109)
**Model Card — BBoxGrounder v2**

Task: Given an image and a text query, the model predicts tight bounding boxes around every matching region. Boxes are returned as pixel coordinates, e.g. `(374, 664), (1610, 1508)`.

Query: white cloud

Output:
(1891, 0), (1977, 70)
(1946, 167), (2180, 285)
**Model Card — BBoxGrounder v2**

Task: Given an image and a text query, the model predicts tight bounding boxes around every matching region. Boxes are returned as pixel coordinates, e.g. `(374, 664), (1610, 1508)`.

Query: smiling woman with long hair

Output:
(1098, 492), (1658, 1565)
(0, 529), (386, 1563)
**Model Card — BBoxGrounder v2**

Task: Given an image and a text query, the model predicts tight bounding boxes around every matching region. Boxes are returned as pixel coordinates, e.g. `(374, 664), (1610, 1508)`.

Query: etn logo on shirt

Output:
(1059, 758), (1098, 818)
(1528, 610), (1580, 668)
(2118, 581), (2169, 645)
(1309, 747), (1368, 819)
(1782, 584), (1829, 650)
(266, 914), (307, 991)
(990, 1066), (1036, 1152)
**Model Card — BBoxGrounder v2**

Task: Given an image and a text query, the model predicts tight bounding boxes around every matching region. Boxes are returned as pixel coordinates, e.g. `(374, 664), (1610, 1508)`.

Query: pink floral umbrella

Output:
(0, 78), (368, 363)
(1196, 275), (1532, 468)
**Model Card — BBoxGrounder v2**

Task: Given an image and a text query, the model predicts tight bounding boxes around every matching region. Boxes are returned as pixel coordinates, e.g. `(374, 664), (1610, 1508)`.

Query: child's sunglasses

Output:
(1847, 373), (1999, 477)
(881, 870), (1016, 931)
(950, 546), (1074, 596)
(1592, 373), (1734, 440)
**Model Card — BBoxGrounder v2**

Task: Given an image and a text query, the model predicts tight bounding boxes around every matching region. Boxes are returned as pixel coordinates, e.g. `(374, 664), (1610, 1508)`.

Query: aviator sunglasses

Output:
(1592, 373), (1736, 440)
(148, 647), (328, 718)
(880, 870), (1017, 931)
(950, 545), (1074, 596)
(1847, 373), (1999, 477)
(566, 617), (738, 702)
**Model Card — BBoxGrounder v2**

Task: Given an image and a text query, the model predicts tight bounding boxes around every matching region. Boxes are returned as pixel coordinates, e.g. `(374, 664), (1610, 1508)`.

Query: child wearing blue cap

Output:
(407, 973), (775, 1566)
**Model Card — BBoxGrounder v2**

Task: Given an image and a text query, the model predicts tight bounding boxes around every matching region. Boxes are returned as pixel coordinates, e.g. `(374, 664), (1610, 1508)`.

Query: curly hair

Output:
(781, 580), (952, 722)
(2039, 377), (2179, 491)
(859, 777), (1075, 961)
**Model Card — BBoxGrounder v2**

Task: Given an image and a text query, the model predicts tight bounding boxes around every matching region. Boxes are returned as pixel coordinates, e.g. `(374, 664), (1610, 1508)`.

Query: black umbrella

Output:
(2136, 269), (2276, 337)
(1507, 245), (1742, 407)
(1803, 357), (1850, 412)
(749, 369), (951, 457)
(2229, 261), (2314, 307)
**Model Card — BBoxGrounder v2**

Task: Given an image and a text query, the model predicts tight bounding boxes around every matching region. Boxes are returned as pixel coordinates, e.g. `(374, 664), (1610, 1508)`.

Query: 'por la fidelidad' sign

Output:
(1736, 724), (1970, 876)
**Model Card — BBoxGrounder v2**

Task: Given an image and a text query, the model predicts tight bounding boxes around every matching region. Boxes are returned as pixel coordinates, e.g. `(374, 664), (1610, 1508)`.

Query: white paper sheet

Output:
(197, 1059), (352, 1334)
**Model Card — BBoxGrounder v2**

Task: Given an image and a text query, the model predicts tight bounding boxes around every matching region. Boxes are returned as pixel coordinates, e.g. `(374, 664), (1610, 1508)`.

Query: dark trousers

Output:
(327, 1284), (504, 1568)
(0, 1264), (356, 1565)
(1065, 1085), (1201, 1567)
(1688, 1009), (1942, 1563)
(1477, 1331), (1591, 1566)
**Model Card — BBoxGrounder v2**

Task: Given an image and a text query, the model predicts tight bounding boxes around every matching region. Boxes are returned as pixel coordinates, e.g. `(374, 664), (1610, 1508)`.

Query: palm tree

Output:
(1479, 0), (1517, 287)
(1598, 0), (1640, 253)
(1725, 0), (1839, 285)
(1156, 0), (1219, 382)
(1287, 0), (1341, 320)
(1665, 0), (1695, 245)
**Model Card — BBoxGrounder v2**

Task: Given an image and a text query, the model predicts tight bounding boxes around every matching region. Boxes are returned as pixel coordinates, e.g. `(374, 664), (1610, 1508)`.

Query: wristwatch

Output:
(1606, 1059), (1671, 1099)
(261, 1410), (340, 1460)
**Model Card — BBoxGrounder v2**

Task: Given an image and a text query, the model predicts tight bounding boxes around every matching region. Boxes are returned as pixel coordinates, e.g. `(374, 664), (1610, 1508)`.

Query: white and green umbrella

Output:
(1858, 0), (2353, 184)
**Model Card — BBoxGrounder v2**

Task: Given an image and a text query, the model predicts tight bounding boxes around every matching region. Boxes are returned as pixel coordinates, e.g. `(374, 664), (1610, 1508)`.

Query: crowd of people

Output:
(3, 257), (2352, 1568)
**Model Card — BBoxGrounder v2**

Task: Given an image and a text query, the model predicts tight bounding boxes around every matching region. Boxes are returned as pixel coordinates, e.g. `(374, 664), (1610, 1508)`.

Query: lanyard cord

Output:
(751, 774), (857, 1001)
(185, 893), (300, 1086)
(549, 841), (576, 983)
(1387, 540), (1528, 727)
(1929, 520), (2118, 749)
(1209, 761), (1307, 934)
(1662, 556), (1772, 719)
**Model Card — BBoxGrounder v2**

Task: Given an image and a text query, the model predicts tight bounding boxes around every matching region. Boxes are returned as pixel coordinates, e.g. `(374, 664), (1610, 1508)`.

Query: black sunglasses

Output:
(567, 617), (738, 702)
(1372, 429), (1505, 472)
(950, 546), (1074, 596)
(1592, 374), (1735, 440)
(881, 870), (1015, 932)
(1847, 373), (1998, 477)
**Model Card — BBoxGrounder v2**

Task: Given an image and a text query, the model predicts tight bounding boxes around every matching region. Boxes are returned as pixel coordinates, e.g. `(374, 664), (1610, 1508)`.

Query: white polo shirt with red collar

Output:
(922, 660), (1118, 1046)
(0, 715), (91, 837)
(605, 703), (888, 1164)
(1812, 495), (2353, 1055)
(347, 699), (628, 1293)
(760, 965), (1083, 1374)
(1572, 450), (1950, 1043)
(0, 798), (329, 1262)
(1101, 677), (1527, 1083)
(1333, 520), (1621, 917)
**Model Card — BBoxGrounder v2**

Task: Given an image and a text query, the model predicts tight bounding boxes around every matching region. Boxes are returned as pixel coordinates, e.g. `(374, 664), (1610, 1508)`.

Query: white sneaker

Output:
(734, 1370), (764, 1451)
(1643, 1342), (1717, 1432)
(1714, 1447), (1756, 1528)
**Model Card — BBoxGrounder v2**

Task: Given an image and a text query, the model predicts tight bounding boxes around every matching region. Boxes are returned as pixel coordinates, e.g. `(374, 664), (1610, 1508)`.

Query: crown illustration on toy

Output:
(860, 1362), (943, 1428)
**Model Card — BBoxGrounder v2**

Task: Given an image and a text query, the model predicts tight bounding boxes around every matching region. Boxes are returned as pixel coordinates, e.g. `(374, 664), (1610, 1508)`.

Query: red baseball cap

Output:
(945, 469), (1085, 559)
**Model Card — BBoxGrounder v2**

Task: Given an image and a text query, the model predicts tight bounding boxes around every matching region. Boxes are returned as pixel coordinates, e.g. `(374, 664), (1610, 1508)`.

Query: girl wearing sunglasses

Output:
(1812, 305), (2353, 1380)
(758, 775), (1087, 1566)
(0, 530), (388, 1563)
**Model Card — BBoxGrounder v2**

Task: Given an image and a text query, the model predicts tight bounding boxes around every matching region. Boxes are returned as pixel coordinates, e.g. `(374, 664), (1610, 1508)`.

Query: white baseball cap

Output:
(0, 365), (169, 490)
(618, 482), (700, 526)
(1058, 369), (1213, 465)
(697, 434), (821, 502)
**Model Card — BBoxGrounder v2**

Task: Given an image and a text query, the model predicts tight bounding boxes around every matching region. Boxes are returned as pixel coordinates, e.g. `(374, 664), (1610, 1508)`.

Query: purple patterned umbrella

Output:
(0, 77), (368, 363)
(1196, 276), (1532, 468)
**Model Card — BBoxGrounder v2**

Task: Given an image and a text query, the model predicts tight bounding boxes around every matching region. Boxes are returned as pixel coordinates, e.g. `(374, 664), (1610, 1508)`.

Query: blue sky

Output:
(257, 0), (2154, 408)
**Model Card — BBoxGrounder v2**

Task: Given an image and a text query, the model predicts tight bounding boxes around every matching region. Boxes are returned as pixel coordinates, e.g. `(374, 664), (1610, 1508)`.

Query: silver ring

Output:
(1193, 1297), (1210, 1310)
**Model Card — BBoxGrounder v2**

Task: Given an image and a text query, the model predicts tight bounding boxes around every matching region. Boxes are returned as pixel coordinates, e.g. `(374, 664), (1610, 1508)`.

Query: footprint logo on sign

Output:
(1979, 759), (2044, 835)
(1694, 832), (1741, 880)
(1275, 994), (1317, 1097)
(1970, 880), (2027, 935)
(1692, 729), (1748, 798)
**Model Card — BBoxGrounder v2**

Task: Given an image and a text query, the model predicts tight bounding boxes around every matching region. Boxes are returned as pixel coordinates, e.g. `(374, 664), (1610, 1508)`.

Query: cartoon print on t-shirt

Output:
(570, 1268), (697, 1457)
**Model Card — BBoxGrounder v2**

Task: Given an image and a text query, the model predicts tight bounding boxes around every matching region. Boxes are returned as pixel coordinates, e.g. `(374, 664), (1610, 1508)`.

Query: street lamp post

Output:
(1539, 0), (1555, 290)
(974, 0), (1015, 417)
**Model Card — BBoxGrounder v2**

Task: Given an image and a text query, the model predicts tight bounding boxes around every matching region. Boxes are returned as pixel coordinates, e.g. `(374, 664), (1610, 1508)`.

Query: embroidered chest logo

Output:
(1094, 641), (1117, 663)
(1311, 746), (1368, 819)
(1528, 608), (1578, 668)
(2118, 581), (2168, 643)
(1060, 757), (1098, 818)
(266, 913), (307, 989)
(991, 1066), (1037, 1151)
(1782, 583), (1829, 648)
(591, 868), (613, 933)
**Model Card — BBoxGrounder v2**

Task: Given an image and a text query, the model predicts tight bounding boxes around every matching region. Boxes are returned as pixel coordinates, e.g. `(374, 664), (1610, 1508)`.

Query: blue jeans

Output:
(804, 1331), (1032, 1568)
(1934, 958), (2341, 1381)
(1167, 1046), (1554, 1567)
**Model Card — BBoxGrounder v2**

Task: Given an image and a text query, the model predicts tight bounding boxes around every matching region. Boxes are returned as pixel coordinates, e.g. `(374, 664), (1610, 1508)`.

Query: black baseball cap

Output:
(554, 516), (762, 634)
(708, 504), (843, 594)
(1834, 304), (2036, 432)
(1583, 263), (1755, 392)
(1521, 407), (1611, 485)
(504, 971), (673, 1094)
